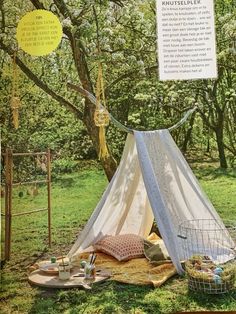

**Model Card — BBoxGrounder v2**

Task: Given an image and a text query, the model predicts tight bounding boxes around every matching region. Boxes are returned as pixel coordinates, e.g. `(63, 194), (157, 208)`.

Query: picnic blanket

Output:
(78, 252), (176, 287)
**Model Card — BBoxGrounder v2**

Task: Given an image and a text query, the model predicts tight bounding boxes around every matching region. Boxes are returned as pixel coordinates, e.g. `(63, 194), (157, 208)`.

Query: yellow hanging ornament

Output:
(11, 51), (21, 129)
(94, 63), (110, 160)
(11, 96), (21, 129)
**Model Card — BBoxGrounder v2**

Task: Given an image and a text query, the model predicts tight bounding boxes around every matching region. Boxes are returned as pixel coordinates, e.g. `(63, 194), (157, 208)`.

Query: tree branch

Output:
(105, 65), (158, 94)
(53, 0), (71, 19)
(30, 0), (45, 9)
(110, 0), (126, 6)
(224, 143), (236, 155)
(161, 104), (194, 114)
(29, 0), (74, 40)
(53, 0), (86, 28)
(0, 41), (83, 120)
(67, 82), (197, 134)
(30, 0), (94, 96)
(0, 0), (5, 33)
(218, 62), (236, 72)
(196, 106), (217, 132)
(67, 82), (133, 134)
(67, 82), (95, 104)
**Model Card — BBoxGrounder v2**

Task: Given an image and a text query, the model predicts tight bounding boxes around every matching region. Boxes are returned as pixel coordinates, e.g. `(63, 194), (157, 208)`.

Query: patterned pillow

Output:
(94, 234), (144, 261)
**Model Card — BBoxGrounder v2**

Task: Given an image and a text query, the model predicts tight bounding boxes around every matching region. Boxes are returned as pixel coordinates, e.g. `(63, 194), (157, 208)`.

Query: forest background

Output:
(0, 0), (235, 177)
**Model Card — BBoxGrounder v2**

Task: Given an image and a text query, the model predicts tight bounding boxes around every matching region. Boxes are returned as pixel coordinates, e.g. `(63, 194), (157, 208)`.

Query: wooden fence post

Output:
(5, 148), (13, 260)
(47, 149), (52, 247)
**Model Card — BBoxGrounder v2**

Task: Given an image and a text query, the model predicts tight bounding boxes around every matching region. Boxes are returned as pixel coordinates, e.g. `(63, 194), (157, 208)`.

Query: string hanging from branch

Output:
(94, 62), (110, 160)
(92, 5), (110, 160)
(11, 51), (21, 129)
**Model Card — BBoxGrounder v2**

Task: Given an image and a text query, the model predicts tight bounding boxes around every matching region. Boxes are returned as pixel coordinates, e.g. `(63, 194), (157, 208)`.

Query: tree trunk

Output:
(71, 40), (118, 181)
(215, 125), (228, 169)
(182, 112), (196, 153)
(206, 138), (210, 153)
(31, 0), (118, 181)
(83, 99), (117, 181)
(0, 41), (118, 180)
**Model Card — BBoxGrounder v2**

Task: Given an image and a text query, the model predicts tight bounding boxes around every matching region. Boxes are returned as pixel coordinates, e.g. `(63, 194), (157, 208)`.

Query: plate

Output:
(39, 263), (59, 275)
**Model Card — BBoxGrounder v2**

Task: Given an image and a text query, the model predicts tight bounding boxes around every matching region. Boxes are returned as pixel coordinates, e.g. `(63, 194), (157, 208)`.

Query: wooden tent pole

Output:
(47, 148), (52, 247)
(5, 148), (13, 260)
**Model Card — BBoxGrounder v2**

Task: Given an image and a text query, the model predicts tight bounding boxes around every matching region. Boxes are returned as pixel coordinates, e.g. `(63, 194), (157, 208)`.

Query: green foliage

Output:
(0, 0), (235, 172)
(52, 158), (78, 174)
(106, 127), (127, 159)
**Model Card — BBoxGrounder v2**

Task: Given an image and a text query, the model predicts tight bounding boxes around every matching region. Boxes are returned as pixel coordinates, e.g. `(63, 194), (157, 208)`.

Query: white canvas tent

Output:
(68, 130), (235, 274)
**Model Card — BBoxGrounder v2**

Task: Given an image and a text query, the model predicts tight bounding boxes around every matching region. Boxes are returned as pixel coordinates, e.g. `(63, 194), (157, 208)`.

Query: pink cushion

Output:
(94, 234), (144, 261)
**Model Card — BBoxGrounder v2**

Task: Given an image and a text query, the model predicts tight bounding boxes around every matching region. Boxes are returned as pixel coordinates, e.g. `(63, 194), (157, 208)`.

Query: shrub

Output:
(52, 158), (78, 174)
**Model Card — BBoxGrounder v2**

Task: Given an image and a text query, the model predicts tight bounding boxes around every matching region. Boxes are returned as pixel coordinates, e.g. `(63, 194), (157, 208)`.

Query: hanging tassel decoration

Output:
(98, 125), (109, 159)
(11, 96), (21, 129)
(94, 63), (110, 160)
(11, 51), (21, 129)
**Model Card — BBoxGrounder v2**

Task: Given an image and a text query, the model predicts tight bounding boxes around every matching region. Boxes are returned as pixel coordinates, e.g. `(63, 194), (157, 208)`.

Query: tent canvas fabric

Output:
(68, 129), (234, 274)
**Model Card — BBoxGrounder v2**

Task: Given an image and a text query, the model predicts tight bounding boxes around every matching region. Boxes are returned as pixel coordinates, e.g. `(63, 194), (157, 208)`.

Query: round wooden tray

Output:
(28, 266), (111, 290)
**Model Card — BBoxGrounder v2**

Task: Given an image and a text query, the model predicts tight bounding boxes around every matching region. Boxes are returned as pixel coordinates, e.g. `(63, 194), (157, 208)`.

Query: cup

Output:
(58, 262), (71, 280)
(84, 263), (96, 280)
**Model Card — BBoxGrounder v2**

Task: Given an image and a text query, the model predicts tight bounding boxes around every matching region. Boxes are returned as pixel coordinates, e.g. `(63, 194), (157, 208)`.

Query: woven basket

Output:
(185, 256), (236, 294)
(178, 219), (236, 294)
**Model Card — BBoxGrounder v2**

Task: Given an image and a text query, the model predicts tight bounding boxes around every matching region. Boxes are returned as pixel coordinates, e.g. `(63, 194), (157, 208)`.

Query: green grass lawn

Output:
(1, 163), (236, 314)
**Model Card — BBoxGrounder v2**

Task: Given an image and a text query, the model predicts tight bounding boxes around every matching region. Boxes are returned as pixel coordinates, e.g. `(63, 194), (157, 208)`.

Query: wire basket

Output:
(178, 219), (236, 294)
